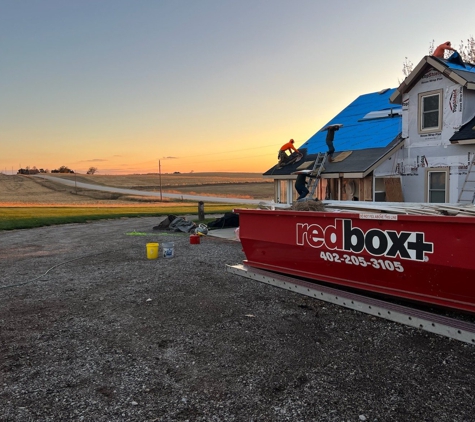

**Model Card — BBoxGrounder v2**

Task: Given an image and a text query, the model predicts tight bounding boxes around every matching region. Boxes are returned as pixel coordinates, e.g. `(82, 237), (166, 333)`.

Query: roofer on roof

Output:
(278, 139), (301, 164)
(433, 41), (455, 59)
(324, 125), (341, 162)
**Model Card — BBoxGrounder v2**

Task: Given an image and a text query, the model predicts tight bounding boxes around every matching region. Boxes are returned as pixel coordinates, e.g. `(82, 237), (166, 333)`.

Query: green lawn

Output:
(0, 204), (242, 230)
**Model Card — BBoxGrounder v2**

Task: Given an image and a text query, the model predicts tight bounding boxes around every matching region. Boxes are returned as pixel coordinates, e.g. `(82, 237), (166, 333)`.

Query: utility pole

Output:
(159, 160), (163, 201)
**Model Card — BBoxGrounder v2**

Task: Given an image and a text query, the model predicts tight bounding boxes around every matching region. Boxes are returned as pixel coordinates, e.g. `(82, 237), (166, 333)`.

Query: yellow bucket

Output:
(146, 242), (159, 260)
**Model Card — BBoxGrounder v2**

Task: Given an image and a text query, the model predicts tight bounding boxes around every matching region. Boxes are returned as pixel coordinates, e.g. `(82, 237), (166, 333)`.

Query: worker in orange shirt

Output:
(433, 41), (455, 59)
(278, 139), (301, 164)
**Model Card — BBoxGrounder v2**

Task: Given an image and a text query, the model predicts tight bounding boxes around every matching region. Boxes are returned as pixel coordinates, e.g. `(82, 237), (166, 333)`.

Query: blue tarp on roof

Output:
(299, 88), (402, 154)
(444, 58), (475, 84)
(445, 57), (475, 73)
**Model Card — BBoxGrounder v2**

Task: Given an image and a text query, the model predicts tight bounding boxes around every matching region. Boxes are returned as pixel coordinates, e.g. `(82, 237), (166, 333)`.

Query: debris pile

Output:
(289, 200), (326, 212)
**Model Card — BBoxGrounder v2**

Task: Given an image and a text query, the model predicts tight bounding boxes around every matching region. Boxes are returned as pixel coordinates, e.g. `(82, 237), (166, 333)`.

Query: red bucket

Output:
(190, 234), (200, 244)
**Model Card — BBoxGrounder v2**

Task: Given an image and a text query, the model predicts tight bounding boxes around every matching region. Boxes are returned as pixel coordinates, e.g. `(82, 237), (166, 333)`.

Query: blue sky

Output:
(2, 0), (475, 174)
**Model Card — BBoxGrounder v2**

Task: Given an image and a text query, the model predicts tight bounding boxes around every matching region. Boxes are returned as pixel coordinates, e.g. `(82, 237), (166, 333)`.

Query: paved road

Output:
(34, 174), (268, 205)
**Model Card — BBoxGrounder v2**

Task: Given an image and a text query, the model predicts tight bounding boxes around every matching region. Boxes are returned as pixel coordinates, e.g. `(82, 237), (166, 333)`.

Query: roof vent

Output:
(360, 108), (402, 121)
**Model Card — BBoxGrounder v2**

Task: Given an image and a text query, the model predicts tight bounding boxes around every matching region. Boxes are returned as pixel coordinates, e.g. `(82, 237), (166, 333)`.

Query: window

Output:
(374, 178), (386, 202)
(427, 169), (448, 203)
(419, 90), (442, 133)
(360, 108), (402, 121)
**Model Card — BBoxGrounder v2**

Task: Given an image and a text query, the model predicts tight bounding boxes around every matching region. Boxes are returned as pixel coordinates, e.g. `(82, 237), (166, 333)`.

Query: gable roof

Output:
(263, 88), (403, 178)
(390, 55), (475, 104)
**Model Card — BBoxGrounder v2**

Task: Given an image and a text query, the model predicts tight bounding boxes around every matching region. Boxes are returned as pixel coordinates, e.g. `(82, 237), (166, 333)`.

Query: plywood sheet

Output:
(363, 175), (372, 201)
(296, 161), (315, 170)
(384, 177), (404, 202)
(332, 151), (352, 163)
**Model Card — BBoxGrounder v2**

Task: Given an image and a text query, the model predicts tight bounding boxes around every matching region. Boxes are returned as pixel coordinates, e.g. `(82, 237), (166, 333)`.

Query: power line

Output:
(164, 141), (306, 160)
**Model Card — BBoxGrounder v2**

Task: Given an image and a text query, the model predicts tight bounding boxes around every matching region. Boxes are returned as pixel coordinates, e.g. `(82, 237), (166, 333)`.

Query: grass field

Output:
(0, 204), (241, 230)
(0, 173), (273, 204)
(0, 172), (272, 230)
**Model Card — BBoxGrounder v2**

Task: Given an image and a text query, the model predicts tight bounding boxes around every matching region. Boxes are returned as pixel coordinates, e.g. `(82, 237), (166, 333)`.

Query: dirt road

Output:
(33, 175), (265, 205)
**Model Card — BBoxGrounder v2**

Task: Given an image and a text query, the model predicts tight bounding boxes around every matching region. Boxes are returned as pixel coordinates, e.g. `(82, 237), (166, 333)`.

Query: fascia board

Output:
(426, 56), (447, 73)
(342, 172), (365, 178)
(263, 174), (289, 180)
(321, 174), (340, 179)
(389, 88), (402, 104)
(405, 57), (431, 87)
(426, 56), (472, 86)
(467, 82), (475, 90)
(362, 141), (405, 178)
(450, 138), (475, 145)
(446, 71), (468, 86)
(390, 56), (431, 104)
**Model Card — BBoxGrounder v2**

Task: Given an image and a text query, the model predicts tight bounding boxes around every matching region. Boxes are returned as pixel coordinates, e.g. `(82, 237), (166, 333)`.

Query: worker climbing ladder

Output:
(458, 154), (475, 203)
(307, 152), (328, 198)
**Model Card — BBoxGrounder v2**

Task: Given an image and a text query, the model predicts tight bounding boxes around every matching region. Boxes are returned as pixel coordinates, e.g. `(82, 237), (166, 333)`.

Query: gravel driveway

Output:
(1, 217), (475, 421)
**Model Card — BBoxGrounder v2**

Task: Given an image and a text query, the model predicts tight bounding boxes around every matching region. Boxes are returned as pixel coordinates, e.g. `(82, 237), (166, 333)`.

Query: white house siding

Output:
(396, 144), (470, 203)
(394, 68), (475, 203)
(402, 69), (462, 148)
(374, 149), (405, 177)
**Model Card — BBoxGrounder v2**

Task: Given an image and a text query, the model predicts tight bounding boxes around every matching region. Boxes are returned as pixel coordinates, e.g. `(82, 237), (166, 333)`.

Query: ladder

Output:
(458, 154), (475, 203)
(307, 152), (328, 198)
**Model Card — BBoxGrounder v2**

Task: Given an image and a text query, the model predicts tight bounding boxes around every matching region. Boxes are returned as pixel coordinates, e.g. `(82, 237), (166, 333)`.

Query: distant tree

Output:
(54, 165), (74, 173)
(17, 166), (39, 174)
(458, 36), (475, 63)
(428, 39), (435, 56)
(401, 57), (414, 79)
(87, 166), (98, 175)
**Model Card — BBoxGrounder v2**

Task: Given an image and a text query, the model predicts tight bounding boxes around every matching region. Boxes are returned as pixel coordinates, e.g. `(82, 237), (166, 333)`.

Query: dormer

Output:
(390, 55), (475, 144)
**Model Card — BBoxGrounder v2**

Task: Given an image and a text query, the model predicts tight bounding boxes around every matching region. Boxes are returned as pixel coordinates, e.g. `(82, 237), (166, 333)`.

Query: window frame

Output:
(425, 167), (449, 203)
(418, 89), (443, 133)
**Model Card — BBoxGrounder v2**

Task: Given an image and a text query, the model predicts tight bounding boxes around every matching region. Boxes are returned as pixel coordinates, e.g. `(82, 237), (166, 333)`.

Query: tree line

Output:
(17, 166), (98, 175)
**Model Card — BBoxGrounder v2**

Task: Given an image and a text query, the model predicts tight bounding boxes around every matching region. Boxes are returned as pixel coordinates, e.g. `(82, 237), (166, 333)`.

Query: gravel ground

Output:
(1, 217), (475, 422)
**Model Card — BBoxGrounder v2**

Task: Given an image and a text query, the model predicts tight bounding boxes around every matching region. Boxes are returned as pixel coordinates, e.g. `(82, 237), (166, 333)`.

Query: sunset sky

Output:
(2, 1), (475, 175)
